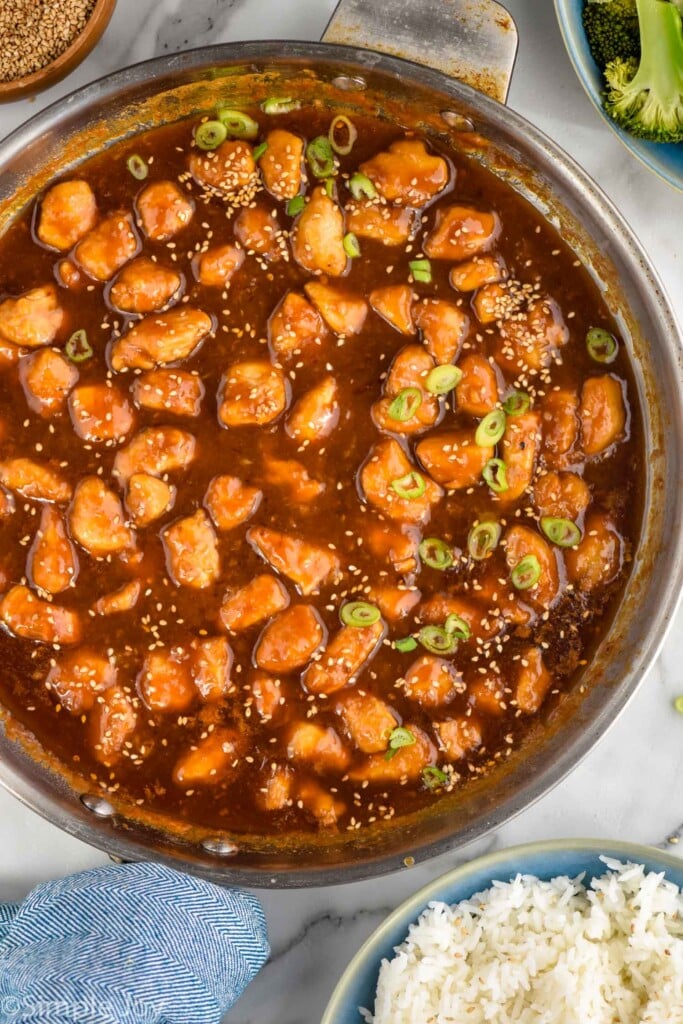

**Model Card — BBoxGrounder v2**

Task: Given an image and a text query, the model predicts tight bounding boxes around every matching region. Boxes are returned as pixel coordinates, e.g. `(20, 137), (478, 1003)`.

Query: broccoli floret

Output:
(583, 0), (641, 67)
(604, 0), (683, 143)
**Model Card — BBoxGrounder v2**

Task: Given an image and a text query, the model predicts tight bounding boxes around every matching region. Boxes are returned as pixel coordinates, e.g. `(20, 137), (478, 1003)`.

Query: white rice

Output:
(364, 858), (683, 1024)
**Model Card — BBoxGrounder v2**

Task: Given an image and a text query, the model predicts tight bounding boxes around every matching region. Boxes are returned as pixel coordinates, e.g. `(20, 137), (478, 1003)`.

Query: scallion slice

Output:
(422, 765), (448, 789)
(286, 195), (305, 217)
(387, 387), (422, 422)
(343, 232), (361, 258)
(340, 601), (381, 628)
(444, 613), (471, 641)
(483, 458), (509, 493)
(348, 172), (377, 200)
(394, 636), (418, 653)
(503, 390), (531, 417)
(510, 554), (542, 590)
(467, 521), (502, 560)
(195, 120), (227, 151)
(328, 114), (358, 155)
(419, 537), (453, 570)
(216, 108), (259, 139)
(418, 624), (458, 655)
(252, 141), (268, 161)
(586, 327), (618, 364)
(261, 96), (301, 114)
(475, 408), (506, 446)
(390, 471), (426, 500)
(306, 135), (336, 178)
(409, 258), (432, 284)
(385, 726), (416, 760)
(126, 154), (148, 180)
(425, 364), (462, 395)
(540, 516), (582, 548)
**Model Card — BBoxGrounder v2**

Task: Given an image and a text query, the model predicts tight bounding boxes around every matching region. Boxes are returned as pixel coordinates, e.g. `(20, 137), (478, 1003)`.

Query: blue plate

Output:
(554, 0), (683, 191)
(321, 839), (683, 1024)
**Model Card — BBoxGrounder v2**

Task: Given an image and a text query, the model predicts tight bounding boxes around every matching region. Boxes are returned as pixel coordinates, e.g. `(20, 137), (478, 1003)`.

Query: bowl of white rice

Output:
(321, 839), (683, 1024)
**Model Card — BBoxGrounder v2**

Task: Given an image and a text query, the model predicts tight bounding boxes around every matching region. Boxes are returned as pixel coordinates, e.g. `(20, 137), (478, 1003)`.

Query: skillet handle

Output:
(322, 0), (518, 104)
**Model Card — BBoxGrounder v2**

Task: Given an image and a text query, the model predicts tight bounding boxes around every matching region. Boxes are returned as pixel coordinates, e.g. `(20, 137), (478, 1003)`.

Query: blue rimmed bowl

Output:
(321, 838), (683, 1024)
(554, 0), (683, 191)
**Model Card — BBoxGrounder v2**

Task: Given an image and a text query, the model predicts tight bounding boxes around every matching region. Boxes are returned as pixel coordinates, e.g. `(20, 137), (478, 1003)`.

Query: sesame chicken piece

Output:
(364, 518), (421, 575)
(304, 620), (385, 695)
(0, 488), (14, 518)
(173, 728), (242, 786)
(540, 388), (579, 464)
(472, 282), (507, 325)
(262, 454), (325, 504)
(371, 345), (439, 436)
(195, 244), (245, 288)
(250, 671), (284, 721)
(368, 583), (421, 622)
(335, 690), (397, 753)
(304, 281), (368, 335)
(204, 474), (261, 531)
(469, 672), (507, 716)
(417, 594), (502, 641)
(369, 284), (415, 335)
(498, 411), (540, 503)
(46, 649), (115, 715)
(349, 724), (435, 782)
(217, 360), (289, 427)
(110, 308), (213, 372)
(580, 375), (627, 456)
(69, 477), (133, 556)
(514, 646), (552, 714)
(19, 348), (78, 417)
(162, 510), (220, 589)
(188, 139), (257, 195)
(90, 687), (137, 765)
(449, 254), (506, 293)
(297, 778), (345, 826)
(74, 211), (139, 281)
(27, 505), (78, 594)
(36, 180), (97, 251)
(504, 524), (560, 609)
(286, 721), (350, 774)
(136, 180), (194, 241)
(286, 376), (340, 444)
(565, 511), (623, 592)
(137, 648), (195, 712)
(93, 579), (141, 616)
(435, 716), (482, 761)
(268, 291), (327, 360)
(415, 430), (492, 490)
(125, 473), (175, 527)
(220, 575), (290, 632)
(0, 458), (72, 503)
(0, 585), (81, 645)
(455, 354), (499, 417)
(361, 437), (443, 525)
(256, 763), (293, 812)
(234, 204), (282, 260)
(345, 201), (415, 245)
(109, 257), (182, 314)
(496, 297), (569, 372)
(403, 655), (462, 707)
(191, 636), (232, 701)
(424, 206), (499, 261)
(259, 129), (305, 200)
(0, 285), (64, 348)
(534, 471), (590, 521)
(255, 604), (326, 673)
(113, 426), (196, 483)
(475, 570), (534, 627)
(413, 298), (469, 364)
(292, 186), (347, 276)
(68, 383), (135, 442)
(57, 260), (83, 291)
(247, 525), (341, 595)
(132, 369), (204, 417)
(359, 139), (449, 206)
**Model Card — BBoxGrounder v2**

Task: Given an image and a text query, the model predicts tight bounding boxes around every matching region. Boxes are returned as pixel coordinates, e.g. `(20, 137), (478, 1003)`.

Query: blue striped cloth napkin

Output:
(0, 862), (269, 1023)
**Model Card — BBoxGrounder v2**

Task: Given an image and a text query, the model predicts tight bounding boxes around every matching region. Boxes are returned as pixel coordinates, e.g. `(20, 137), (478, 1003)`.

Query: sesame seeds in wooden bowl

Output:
(0, 0), (116, 103)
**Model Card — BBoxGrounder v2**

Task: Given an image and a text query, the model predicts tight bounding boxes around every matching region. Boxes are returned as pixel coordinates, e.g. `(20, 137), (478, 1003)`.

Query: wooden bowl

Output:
(0, 0), (117, 103)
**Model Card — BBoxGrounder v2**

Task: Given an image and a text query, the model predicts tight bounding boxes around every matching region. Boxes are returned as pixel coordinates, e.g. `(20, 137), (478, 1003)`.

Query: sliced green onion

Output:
(343, 232), (361, 258)
(195, 120), (228, 151)
(586, 327), (618, 364)
(394, 636), (418, 653)
(419, 537), (453, 570)
(540, 516), (582, 548)
(253, 141), (268, 161)
(324, 177), (336, 199)
(467, 521), (502, 560)
(390, 471), (426, 500)
(328, 114), (358, 155)
(475, 409), (506, 447)
(483, 458), (509, 493)
(286, 195), (305, 217)
(306, 135), (336, 178)
(387, 387), (422, 423)
(348, 172), (377, 200)
(126, 154), (148, 180)
(510, 554), (542, 591)
(409, 258), (432, 284)
(340, 601), (381, 628)
(674, 695), (683, 714)
(65, 329), (92, 363)
(503, 390), (531, 417)
(385, 726), (416, 760)
(422, 765), (448, 789)
(261, 96), (301, 114)
(418, 624), (458, 655)
(444, 613), (471, 641)
(216, 108), (259, 139)
(425, 364), (463, 395)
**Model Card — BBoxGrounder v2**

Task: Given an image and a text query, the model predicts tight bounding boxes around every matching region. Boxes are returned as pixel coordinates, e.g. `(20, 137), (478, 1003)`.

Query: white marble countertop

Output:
(0, 1), (682, 1021)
